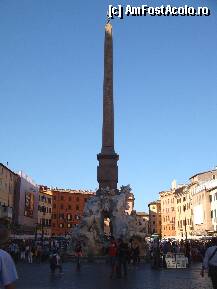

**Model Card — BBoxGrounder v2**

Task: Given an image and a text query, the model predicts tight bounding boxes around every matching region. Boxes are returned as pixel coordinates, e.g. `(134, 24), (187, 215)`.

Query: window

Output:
(68, 205), (71, 210)
(67, 223), (71, 228)
(69, 196), (72, 202)
(49, 208), (51, 213)
(211, 211), (213, 219)
(48, 198), (51, 204)
(59, 224), (64, 228)
(213, 175), (216, 180)
(60, 204), (64, 210)
(53, 196), (56, 201)
(76, 205), (79, 211)
(53, 214), (56, 219)
(53, 204), (56, 209)
(76, 197), (79, 202)
(153, 221), (155, 225)
(61, 196), (64, 201)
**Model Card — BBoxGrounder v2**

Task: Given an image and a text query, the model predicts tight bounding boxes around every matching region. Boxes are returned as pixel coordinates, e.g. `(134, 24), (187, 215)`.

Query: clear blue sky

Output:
(0, 0), (217, 212)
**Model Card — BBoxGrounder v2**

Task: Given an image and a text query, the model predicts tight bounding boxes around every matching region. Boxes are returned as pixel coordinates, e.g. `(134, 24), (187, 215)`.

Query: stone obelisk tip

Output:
(105, 22), (112, 35)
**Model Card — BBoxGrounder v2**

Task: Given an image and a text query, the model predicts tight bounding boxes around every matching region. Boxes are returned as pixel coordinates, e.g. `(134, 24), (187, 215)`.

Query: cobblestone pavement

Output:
(16, 262), (213, 289)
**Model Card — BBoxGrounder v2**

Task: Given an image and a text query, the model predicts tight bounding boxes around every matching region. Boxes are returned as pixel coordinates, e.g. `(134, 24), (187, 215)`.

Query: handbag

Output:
(208, 247), (217, 277)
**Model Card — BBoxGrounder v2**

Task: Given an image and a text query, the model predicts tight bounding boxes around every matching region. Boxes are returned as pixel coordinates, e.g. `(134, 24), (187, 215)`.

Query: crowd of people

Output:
(6, 238), (69, 264)
(1, 222), (217, 289)
(107, 237), (140, 278)
(149, 238), (208, 268)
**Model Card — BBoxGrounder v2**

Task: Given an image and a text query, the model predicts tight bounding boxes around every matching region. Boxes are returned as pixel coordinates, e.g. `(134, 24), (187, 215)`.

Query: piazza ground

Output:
(16, 262), (213, 289)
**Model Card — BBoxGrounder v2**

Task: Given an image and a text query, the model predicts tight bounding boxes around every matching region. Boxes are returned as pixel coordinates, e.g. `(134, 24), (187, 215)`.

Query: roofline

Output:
(189, 169), (217, 180)
(148, 200), (160, 206)
(50, 189), (95, 195)
(0, 163), (18, 177)
(207, 186), (217, 192)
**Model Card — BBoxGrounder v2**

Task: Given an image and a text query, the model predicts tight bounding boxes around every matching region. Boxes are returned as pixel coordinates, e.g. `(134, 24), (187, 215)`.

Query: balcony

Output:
(0, 206), (13, 219)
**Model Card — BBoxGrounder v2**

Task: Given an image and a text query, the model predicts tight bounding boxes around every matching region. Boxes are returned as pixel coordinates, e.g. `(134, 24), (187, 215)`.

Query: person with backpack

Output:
(201, 238), (217, 289)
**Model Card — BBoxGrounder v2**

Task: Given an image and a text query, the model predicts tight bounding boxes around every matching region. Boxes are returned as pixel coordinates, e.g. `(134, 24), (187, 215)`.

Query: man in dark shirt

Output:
(116, 238), (129, 278)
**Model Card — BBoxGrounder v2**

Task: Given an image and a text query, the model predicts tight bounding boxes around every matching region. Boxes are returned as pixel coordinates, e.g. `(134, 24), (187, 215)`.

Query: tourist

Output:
(20, 242), (26, 262)
(8, 242), (19, 264)
(151, 238), (160, 269)
(116, 238), (128, 278)
(131, 241), (140, 265)
(108, 236), (117, 278)
(27, 246), (33, 264)
(74, 241), (82, 271)
(201, 237), (217, 289)
(185, 241), (191, 265)
(49, 250), (63, 275)
(0, 222), (18, 289)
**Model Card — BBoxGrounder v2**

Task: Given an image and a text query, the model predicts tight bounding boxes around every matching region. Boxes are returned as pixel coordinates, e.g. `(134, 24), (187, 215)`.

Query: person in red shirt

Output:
(108, 237), (117, 278)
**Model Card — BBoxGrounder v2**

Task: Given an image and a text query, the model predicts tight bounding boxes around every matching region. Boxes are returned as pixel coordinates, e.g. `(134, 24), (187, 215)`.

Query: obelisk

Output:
(97, 20), (119, 191)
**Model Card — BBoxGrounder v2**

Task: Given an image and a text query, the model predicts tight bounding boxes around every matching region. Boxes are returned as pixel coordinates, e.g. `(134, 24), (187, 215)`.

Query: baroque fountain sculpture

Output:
(72, 185), (147, 254)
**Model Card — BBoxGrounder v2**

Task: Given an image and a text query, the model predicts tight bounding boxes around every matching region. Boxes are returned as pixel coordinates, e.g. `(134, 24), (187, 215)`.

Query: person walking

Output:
(74, 241), (82, 272)
(27, 246), (33, 264)
(201, 238), (217, 289)
(20, 242), (25, 262)
(49, 251), (63, 275)
(0, 222), (18, 289)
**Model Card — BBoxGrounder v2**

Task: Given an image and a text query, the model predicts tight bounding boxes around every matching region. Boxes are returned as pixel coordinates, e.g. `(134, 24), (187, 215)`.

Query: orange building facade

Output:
(160, 190), (176, 238)
(51, 189), (95, 236)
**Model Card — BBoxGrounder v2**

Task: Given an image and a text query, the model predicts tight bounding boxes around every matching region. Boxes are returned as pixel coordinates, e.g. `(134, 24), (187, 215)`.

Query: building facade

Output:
(136, 212), (149, 235)
(51, 189), (95, 236)
(37, 186), (53, 237)
(190, 169), (217, 236)
(174, 185), (193, 239)
(209, 186), (217, 232)
(0, 163), (19, 222)
(148, 200), (161, 235)
(160, 190), (176, 238)
(14, 171), (39, 233)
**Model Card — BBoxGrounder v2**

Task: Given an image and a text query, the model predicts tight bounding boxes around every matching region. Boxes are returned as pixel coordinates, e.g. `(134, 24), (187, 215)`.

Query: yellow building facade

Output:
(37, 186), (53, 237)
(160, 190), (176, 238)
(174, 185), (193, 239)
(148, 201), (161, 235)
(0, 163), (18, 221)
